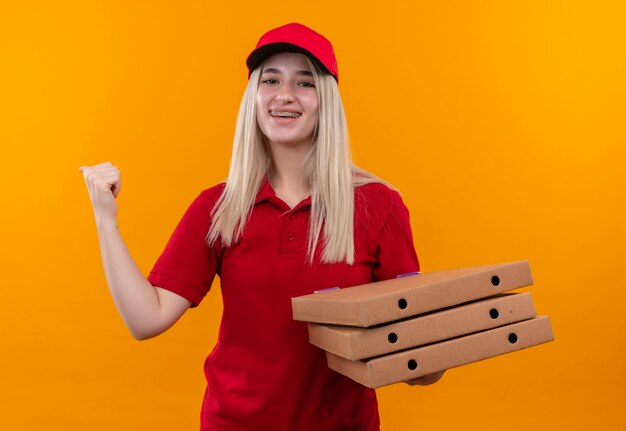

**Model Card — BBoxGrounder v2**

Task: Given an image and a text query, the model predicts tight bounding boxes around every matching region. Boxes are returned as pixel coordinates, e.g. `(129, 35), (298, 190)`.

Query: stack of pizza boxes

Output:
(291, 261), (554, 388)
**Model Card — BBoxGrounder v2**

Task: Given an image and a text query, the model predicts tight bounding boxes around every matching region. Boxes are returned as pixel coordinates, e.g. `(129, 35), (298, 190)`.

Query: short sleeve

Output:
(147, 189), (220, 307)
(372, 190), (420, 281)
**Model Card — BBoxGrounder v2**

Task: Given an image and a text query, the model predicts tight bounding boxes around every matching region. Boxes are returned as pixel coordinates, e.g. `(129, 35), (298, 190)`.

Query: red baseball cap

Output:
(246, 23), (339, 83)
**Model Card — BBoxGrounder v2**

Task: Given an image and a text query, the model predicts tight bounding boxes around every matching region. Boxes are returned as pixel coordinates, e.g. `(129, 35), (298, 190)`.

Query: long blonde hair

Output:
(207, 57), (387, 264)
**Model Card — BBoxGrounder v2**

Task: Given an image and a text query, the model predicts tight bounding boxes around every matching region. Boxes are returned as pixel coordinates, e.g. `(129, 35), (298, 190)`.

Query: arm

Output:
(80, 162), (191, 340)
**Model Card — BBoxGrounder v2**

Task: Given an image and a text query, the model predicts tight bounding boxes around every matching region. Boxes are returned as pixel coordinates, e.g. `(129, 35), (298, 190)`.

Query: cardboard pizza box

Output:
(292, 261), (533, 327)
(308, 292), (536, 360)
(326, 315), (554, 388)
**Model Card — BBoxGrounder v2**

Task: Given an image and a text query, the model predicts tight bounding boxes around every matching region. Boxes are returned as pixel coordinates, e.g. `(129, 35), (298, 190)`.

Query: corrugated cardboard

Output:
(309, 292), (536, 360)
(292, 261), (533, 327)
(326, 315), (554, 388)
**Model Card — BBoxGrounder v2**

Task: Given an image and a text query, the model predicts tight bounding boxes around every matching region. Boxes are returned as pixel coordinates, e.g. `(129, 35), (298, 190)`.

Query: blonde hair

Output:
(207, 57), (388, 264)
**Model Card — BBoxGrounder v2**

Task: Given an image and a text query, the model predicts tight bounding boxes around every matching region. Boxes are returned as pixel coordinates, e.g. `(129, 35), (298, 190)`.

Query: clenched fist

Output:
(79, 162), (121, 223)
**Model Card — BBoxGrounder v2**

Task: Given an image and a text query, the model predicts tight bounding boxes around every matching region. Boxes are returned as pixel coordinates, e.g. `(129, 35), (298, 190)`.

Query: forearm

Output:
(96, 218), (165, 340)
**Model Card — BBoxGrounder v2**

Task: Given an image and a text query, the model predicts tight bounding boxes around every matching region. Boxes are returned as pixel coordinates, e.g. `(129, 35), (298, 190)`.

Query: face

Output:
(255, 52), (319, 150)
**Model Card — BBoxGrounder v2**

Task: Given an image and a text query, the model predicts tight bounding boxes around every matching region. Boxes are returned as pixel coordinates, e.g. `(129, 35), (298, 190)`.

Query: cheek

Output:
(308, 92), (319, 110)
(309, 97), (319, 121)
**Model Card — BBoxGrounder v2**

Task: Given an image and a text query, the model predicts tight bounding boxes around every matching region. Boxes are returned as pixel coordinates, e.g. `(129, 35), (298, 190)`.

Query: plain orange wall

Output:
(1, 1), (625, 429)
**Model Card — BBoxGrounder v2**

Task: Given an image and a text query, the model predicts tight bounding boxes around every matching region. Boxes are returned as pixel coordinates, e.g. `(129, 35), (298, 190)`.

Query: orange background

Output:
(1, 1), (625, 429)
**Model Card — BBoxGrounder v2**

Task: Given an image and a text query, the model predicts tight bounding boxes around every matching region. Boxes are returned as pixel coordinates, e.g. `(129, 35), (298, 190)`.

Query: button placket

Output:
(281, 209), (301, 254)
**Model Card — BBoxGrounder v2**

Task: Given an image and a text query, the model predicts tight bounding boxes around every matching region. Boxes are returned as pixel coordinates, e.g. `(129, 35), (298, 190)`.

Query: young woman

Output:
(80, 23), (443, 431)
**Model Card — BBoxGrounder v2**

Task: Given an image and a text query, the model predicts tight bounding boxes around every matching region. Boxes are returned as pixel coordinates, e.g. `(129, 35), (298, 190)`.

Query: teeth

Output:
(270, 111), (300, 118)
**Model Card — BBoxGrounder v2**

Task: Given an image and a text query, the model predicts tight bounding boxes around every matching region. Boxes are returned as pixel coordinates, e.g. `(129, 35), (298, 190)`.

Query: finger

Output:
(99, 171), (121, 181)
(97, 177), (121, 196)
(92, 161), (113, 168)
(79, 161), (114, 172)
(82, 165), (118, 174)
(91, 168), (120, 180)
(405, 371), (444, 386)
(82, 168), (119, 183)
(101, 175), (121, 196)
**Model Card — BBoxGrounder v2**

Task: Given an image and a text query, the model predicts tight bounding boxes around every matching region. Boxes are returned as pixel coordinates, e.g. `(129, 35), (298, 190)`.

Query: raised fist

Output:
(79, 162), (121, 222)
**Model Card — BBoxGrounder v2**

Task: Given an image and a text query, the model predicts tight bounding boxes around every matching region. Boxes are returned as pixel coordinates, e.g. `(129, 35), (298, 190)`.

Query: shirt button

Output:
(288, 233), (295, 241)
(289, 212), (296, 220)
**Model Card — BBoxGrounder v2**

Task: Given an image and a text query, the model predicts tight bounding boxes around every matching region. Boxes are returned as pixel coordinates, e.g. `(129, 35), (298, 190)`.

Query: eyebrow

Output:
(261, 68), (313, 77)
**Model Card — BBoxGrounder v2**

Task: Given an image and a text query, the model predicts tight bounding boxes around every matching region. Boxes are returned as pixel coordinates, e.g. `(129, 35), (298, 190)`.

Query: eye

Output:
(298, 81), (315, 88)
(262, 78), (279, 85)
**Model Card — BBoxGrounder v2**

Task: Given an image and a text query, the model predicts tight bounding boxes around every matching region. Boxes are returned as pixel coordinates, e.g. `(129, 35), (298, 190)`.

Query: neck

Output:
(267, 140), (311, 202)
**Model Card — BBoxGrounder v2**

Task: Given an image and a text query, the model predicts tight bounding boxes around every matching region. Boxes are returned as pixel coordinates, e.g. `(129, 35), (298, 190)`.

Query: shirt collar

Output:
(254, 176), (276, 205)
(254, 175), (312, 210)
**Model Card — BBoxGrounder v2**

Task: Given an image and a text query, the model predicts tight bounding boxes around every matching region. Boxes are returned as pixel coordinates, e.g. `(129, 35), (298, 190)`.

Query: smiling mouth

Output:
(270, 110), (301, 118)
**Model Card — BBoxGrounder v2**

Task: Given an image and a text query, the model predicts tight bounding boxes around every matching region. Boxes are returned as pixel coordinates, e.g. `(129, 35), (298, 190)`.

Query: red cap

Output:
(246, 23), (339, 83)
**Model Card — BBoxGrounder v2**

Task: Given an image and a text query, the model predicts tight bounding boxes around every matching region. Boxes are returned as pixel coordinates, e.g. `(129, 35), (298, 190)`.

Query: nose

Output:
(275, 85), (295, 103)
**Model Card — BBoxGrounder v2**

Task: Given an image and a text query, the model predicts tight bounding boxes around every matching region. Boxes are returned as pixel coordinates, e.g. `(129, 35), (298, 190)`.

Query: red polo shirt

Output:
(147, 178), (420, 431)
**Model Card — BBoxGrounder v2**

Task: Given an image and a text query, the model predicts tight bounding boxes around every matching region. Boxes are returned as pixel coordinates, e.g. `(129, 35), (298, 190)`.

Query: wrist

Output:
(96, 216), (119, 232)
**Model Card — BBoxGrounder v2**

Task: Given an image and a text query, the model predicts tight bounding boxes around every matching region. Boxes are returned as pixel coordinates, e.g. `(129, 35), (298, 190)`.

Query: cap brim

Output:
(246, 42), (332, 77)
